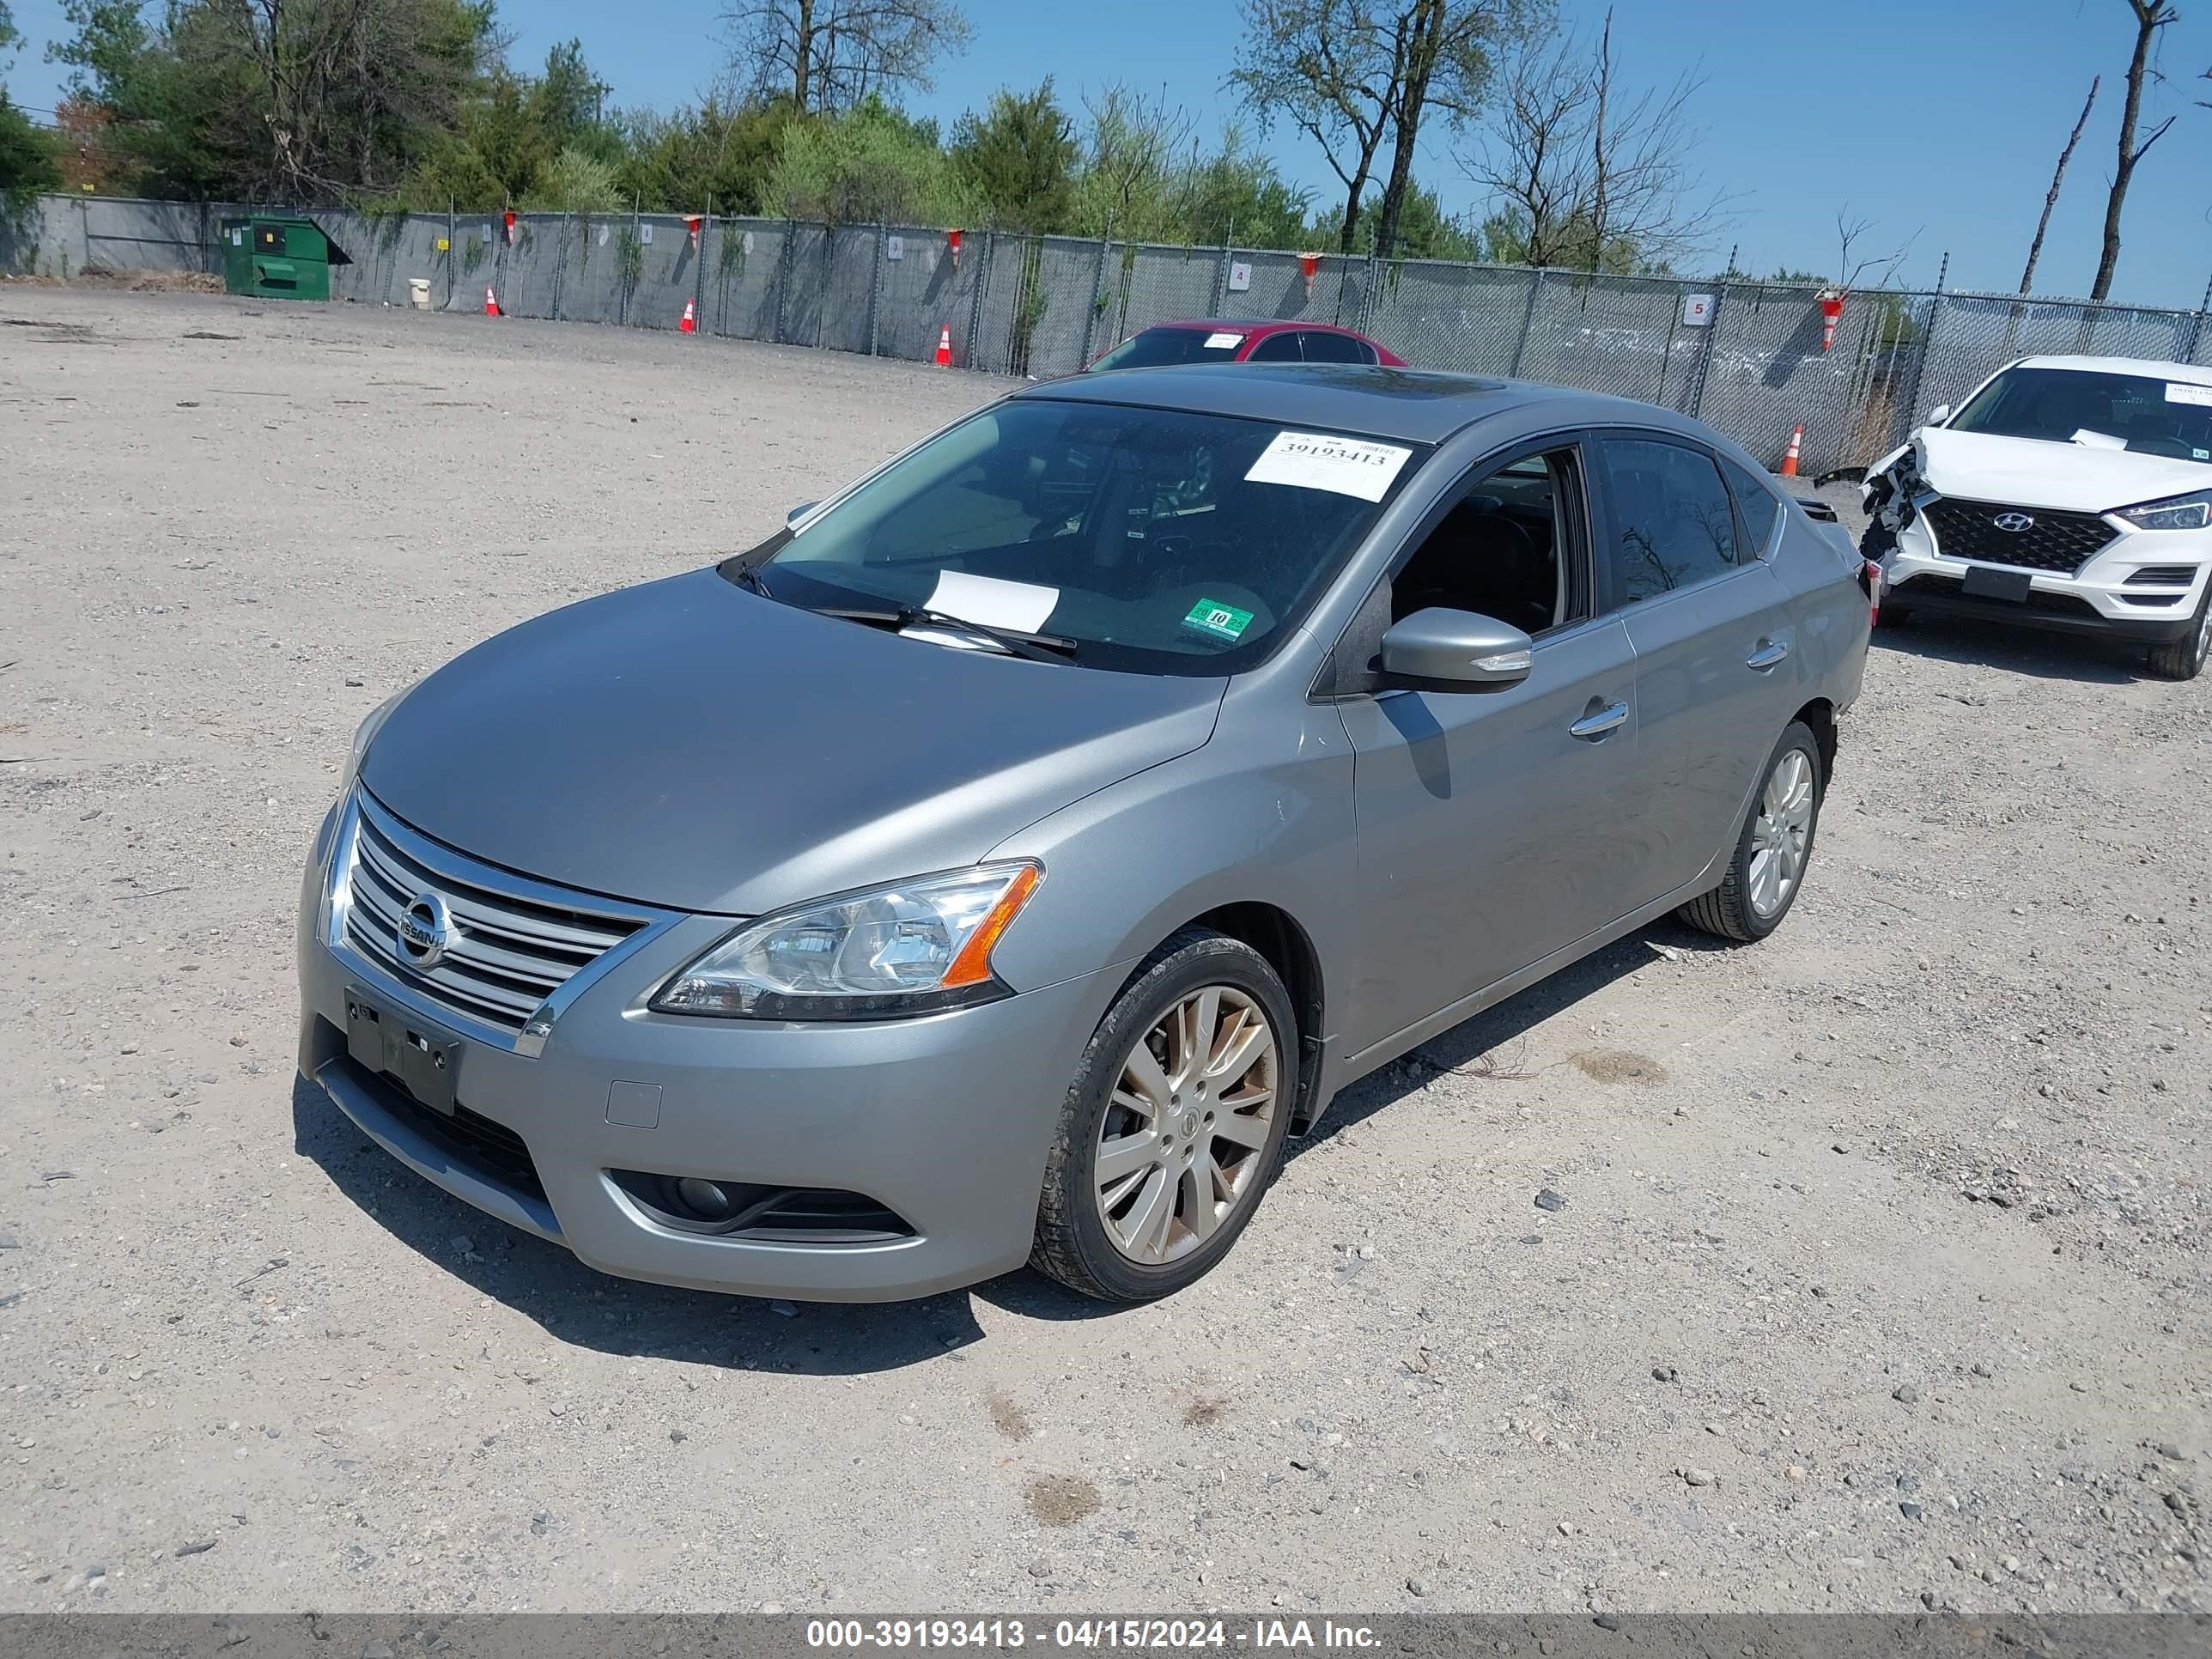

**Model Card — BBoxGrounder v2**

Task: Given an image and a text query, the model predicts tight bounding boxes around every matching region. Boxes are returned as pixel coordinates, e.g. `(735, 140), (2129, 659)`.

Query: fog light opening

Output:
(673, 1176), (739, 1223)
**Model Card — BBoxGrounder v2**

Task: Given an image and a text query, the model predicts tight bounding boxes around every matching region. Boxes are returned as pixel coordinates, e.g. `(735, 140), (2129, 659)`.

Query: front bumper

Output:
(1881, 508), (2208, 644)
(295, 794), (1110, 1302)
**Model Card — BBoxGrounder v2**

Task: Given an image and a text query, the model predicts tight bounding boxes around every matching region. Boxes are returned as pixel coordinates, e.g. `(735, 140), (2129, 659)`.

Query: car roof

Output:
(2013, 353), (2212, 385)
(1013, 362), (1720, 448)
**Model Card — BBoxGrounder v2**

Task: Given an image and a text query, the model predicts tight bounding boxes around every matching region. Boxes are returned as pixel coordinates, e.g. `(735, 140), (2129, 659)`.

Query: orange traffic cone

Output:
(1779, 423), (1803, 477)
(483, 285), (501, 318)
(934, 325), (952, 368)
(679, 297), (696, 335)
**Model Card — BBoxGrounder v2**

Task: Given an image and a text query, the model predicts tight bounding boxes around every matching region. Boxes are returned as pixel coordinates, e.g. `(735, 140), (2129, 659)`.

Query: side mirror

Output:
(787, 501), (819, 526)
(1378, 608), (1534, 688)
(1925, 404), (1952, 427)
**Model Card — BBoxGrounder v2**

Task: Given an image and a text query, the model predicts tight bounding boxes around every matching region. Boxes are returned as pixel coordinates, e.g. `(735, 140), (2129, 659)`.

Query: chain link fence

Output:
(11, 192), (2212, 475)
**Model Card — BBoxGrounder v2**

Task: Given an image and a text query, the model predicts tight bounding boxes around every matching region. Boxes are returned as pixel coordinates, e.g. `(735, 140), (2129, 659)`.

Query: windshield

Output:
(738, 398), (1424, 675)
(1092, 327), (1247, 370)
(1948, 366), (2212, 463)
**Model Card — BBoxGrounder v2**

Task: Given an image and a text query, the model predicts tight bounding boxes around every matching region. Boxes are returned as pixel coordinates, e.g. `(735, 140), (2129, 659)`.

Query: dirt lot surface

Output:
(2, 289), (2205, 1617)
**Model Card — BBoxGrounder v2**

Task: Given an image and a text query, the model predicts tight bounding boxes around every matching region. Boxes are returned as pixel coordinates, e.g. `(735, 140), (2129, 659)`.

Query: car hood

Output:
(1916, 426), (2210, 513)
(360, 569), (1225, 915)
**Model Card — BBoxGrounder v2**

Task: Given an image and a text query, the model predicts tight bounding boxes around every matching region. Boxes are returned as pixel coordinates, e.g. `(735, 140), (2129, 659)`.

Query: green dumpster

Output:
(219, 216), (351, 301)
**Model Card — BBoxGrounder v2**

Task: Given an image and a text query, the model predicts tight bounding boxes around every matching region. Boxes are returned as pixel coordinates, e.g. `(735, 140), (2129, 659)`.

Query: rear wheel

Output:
(1677, 720), (1825, 944)
(1030, 928), (1294, 1303)
(2145, 589), (2210, 682)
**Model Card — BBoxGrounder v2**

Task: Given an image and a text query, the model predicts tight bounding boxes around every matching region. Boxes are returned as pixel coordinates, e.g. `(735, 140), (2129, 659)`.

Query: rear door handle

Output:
(1746, 640), (1790, 672)
(1569, 700), (1630, 740)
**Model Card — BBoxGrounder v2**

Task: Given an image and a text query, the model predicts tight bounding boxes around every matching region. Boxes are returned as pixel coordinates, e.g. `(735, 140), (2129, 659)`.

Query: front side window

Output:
(1602, 437), (1740, 603)
(1299, 331), (1373, 365)
(740, 399), (1427, 675)
(1948, 366), (2212, 463)
(1390, 447), (1584, 635)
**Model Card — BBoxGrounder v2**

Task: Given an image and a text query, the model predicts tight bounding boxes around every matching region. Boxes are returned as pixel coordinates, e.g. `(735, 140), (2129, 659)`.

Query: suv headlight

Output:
(651, 862), (1044, 1020)
(2115, 489), (2212, 532)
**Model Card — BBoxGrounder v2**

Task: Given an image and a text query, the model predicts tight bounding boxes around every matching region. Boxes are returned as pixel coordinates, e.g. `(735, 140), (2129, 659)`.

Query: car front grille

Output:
(342, 796), (650, 1036)
(1923, 496), (2116, 574)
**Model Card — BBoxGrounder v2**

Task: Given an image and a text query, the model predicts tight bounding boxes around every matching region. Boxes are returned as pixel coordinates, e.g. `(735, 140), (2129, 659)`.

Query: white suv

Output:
(1863, 354), (2212, 680)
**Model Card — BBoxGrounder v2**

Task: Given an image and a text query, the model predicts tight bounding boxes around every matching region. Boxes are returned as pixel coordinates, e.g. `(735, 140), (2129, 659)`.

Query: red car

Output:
(1090, 319), (1407, 370)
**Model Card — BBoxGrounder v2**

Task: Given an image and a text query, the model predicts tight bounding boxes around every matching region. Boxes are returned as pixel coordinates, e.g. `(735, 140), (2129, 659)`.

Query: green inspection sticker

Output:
(1182, 599), (1255, 642)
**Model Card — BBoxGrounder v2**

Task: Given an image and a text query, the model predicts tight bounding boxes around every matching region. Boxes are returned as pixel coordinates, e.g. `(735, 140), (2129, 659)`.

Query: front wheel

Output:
(2145, 589), (2210, 682)
(1677, 720), (1825, 944)
(1030, 928), (1295, 1303)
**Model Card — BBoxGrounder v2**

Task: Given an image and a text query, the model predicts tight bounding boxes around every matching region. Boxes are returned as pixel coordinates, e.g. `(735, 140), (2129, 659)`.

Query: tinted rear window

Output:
(1093, 328), (1245, 370)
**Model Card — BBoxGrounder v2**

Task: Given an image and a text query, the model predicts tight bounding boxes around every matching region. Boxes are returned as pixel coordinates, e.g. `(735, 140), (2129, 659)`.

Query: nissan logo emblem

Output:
(397, 891), (453, 969)
(1992, 512), (2035, 533)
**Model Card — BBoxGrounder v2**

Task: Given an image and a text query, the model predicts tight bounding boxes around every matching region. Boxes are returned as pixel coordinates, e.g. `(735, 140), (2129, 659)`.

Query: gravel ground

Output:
(2, 288), (2206, 1617)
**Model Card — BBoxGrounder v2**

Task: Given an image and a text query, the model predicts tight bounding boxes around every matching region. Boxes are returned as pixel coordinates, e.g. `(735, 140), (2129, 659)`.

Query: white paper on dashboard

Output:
(2165, 381), (2212, 407)
(924, 570), (1060, 634)
(1244, 430), (1413, 501)
(2070, 428), (2128, 451)
(1203, 331), (1245, 349)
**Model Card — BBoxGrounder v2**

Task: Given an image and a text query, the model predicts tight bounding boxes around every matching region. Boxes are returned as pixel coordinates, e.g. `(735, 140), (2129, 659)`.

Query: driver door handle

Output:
(1746, 639), (1790, 672)
(1569, 700), (1630, 740)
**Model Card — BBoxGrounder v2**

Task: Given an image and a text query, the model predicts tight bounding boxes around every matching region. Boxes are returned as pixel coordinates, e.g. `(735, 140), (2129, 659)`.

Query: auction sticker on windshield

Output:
(2166, 382), (2212, 407)
(1245, 430), (1412, 501)
(1203, 331), (1245, 349)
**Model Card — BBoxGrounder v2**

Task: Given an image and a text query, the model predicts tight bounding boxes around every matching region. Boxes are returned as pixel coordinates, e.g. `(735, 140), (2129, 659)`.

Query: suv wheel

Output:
(1031, 928), (1294, 1303)
(2146, 589), (2211, 682)
(1677, 720), (1825, 944)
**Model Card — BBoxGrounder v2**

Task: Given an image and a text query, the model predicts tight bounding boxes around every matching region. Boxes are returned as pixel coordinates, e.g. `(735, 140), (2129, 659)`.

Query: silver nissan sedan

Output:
(298, 367), (1872, 1304)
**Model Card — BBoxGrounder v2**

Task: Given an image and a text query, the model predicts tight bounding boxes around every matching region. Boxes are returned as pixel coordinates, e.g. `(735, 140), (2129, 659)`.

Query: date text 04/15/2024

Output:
(805, 1620), (1382, 1650)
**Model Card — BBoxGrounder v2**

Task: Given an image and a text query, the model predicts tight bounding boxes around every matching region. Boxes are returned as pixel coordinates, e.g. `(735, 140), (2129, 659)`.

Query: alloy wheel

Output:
(1747, 748), (1815, 920)
(1093, 987), (1279, 1264)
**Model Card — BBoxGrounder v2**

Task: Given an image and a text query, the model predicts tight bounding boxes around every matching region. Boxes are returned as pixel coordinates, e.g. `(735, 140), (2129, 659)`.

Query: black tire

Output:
(1030, 927), (1297, 1303)
(1677, 720), (1825, 945)
(2144, 590), (2210, 682)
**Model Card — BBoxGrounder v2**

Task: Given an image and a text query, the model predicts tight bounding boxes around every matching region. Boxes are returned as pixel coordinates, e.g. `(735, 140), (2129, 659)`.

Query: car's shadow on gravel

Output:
(1875, 617), (2147, 684)
(290, 1076), (987, 1371)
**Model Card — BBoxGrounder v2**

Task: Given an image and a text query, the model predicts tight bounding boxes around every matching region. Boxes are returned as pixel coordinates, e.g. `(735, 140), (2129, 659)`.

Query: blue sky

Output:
(8, 0), (2211, 306)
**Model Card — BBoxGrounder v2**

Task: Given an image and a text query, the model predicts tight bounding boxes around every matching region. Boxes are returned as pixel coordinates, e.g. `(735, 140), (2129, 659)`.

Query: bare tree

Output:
(2021, 76), (2098, 294)
(1457, 8), (1735, 273)
(2090, 0), (2176, 301)
(1832, 208), (1913, 292)
(726, 0), (971, 118)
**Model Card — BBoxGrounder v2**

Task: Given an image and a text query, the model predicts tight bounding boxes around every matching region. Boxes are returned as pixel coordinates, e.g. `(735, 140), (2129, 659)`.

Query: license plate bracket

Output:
(345, 986), (459, 1115)
(1961, 564), (2033, 604)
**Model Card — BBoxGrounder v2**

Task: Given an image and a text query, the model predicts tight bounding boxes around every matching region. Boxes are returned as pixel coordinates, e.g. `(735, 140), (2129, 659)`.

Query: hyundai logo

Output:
(397, 892), (453, 969)
(1992, 512), (2035, 533)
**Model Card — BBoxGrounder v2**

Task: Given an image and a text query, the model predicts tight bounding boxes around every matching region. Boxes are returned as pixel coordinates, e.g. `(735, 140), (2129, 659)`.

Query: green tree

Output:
(950, 79), (1075, 232)
(47, 1), (149, 105)
(617, 98), (795, 212)
(1313, 178), (1476, 259)
(525, 143), (621, 212)
(3, 0), (63, 203)
(1175, 128), (1310, 248)
(727, 0), (972, 117)
(763, 96), (975, 225)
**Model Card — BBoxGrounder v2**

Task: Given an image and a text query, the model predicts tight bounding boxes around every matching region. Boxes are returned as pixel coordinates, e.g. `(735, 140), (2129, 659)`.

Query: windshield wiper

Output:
(809, 604), (1082, 664)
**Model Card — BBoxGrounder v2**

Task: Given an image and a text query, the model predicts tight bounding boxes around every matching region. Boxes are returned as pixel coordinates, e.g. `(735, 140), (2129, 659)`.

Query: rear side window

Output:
(1722, 458), (1781, 557)
(1601, 437), (1740, 603)
(1299, 331), (1373, 364)
(1246, 332), (1303, 362)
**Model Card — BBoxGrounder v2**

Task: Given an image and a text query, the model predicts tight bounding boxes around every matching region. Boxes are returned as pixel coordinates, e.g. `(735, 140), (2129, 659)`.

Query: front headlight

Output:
(346, 685), (411, 780)
(651, 862), (1044, 1021)
(2116, 490), (2212, 532)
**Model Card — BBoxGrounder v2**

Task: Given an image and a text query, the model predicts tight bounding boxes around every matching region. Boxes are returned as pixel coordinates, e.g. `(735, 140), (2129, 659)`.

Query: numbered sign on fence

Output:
(1227, 260), (1253, 293)
(1681, 293), (1715, 326)
(886, 235), (904, 262)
